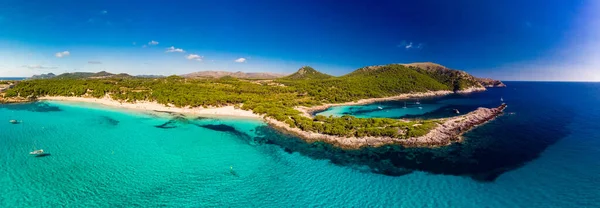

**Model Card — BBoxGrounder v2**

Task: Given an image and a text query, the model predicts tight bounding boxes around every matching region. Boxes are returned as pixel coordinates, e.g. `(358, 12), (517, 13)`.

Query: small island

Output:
(1, 62), (506, 149)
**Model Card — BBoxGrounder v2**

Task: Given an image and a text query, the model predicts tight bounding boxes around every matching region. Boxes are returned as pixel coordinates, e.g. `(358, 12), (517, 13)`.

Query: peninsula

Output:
(1, 63), (506, 149)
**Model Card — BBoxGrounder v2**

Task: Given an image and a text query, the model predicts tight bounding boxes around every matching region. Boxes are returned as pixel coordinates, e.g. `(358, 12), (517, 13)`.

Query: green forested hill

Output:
(401, 62), (483, 91)
(2, 63), (487, 141)
(54, 71), (116, 79)
(282, 66), (333, 80)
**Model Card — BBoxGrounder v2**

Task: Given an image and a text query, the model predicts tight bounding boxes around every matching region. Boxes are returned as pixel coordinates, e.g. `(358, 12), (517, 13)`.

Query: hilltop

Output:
(183, 71), (286, 79)
(282, 66), (333, 80)
(400, 62), (485, 91)
(53, 71), (116, 79)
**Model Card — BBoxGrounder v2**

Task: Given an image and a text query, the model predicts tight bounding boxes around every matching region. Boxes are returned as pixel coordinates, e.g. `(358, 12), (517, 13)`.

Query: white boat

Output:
(453, 109), (460, 114)
(403, 102), (407, 109)
(9, 120), (18, 124)
(415, 100), (421, 105)
(418, 106), (423, 109)
(377, 106), (383, 110)
(29, 149), (44, 155)
(500, 97), (504, 102)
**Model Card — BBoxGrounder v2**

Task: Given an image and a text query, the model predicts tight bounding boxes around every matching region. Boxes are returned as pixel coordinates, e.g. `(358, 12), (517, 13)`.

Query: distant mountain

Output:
(54, 71), (115, 79)
(477, 78), (506, 88)
(401, 62), (484, 91)
(283, 66), (332, 80)
(111, 73), (135, 79)
(136, 75), (166, 78)
(182, 71), (286, 79)
(30, 73), (56, 79)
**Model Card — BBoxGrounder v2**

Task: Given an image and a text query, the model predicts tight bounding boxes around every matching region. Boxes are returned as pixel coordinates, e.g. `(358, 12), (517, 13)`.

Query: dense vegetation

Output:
(282, 66), (333, 80)
(3, 64), (483, 139)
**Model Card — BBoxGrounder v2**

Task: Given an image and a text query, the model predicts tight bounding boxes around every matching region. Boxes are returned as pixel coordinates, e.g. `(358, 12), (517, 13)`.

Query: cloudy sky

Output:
(0, 0), (598, 81)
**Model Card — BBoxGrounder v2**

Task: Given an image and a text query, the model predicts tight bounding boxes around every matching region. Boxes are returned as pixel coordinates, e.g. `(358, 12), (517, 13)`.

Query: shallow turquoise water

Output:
(2, 82), (600, 207)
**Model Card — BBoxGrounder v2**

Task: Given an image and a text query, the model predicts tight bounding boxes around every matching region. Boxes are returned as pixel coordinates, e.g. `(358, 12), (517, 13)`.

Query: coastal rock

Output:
(477, 78), (506, 88)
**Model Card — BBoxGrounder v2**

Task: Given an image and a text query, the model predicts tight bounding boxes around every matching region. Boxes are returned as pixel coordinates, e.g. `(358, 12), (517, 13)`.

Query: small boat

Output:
(403, 102), (407, 109)
(415, 100), (421, 105)
(377, 106), (383, 110)
(453, 109), (460, 114)
(500, 97), (504, 102)
(29, 149), (44, 155)
(9, 120), (18, 124)
(418, 106), (423, 109)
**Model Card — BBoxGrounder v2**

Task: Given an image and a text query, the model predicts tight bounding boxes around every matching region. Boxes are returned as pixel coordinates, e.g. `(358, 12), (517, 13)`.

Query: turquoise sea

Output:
(1, 82), (599, 207)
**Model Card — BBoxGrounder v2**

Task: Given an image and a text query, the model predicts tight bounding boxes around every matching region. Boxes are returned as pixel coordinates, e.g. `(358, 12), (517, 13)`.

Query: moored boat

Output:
(29, 149), (44, 155)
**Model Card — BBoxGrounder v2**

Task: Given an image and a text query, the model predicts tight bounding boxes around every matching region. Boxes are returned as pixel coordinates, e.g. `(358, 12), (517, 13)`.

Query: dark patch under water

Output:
(98, 116), (119, 126)
(248, 107), (572, 182)
(155, 116), (190, 129)
(34, 153), (52, 157)
(197, 124), (237, 132)
(245, 83), (578, 182)
(154, 116), (248, 138)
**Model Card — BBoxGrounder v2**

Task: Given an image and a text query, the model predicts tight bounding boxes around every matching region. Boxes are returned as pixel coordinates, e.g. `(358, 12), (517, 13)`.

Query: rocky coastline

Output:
(477, 78), (507, 88)
(268, 104), (507, 150)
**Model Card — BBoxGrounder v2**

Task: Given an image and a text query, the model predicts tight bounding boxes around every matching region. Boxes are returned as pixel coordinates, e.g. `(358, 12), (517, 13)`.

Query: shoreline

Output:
(37, 96), (263, 120)
(2, 87), (501, 150)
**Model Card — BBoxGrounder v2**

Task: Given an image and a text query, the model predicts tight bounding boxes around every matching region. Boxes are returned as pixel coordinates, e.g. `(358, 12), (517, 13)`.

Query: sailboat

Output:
(403, 102), (407, 109)
(500, 97), (504, 102)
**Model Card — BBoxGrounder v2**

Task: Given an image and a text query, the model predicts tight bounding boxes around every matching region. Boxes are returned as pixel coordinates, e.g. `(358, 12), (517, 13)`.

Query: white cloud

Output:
(101, 10), (108, 14)
(397, 41), (423, 50)
(148, 40), (159, 45)
(186, 54), (203, 61)
(132, 42), (136, 45)
(234, 58), (247, 63)
(142, 45), (147, 48)
(22, 64), (58, 69)
(88, 61), (102, 64)
(55, 51), (70, 58)
(166, 46), (185, 53)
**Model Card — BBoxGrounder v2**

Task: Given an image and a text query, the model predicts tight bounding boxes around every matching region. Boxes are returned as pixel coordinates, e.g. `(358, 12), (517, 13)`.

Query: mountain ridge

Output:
(182, 71), (287, 79)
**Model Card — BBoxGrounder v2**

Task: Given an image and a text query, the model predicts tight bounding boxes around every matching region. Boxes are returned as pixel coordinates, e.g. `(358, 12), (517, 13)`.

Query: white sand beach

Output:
(38, 96), (262, 120)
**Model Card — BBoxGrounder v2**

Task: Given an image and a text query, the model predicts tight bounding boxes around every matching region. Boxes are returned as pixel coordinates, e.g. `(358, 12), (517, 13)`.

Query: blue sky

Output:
(0, 0), (598, 81)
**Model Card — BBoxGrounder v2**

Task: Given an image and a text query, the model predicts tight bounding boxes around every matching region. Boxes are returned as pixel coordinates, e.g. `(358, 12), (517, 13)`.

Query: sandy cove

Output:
(295, 88), (485, 117)
(37, 96), (262, 120)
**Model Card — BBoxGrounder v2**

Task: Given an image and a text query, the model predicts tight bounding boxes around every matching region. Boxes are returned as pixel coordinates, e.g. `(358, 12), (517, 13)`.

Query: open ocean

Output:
(0, 77), (26, 81)
(1, 82), (599, 207)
